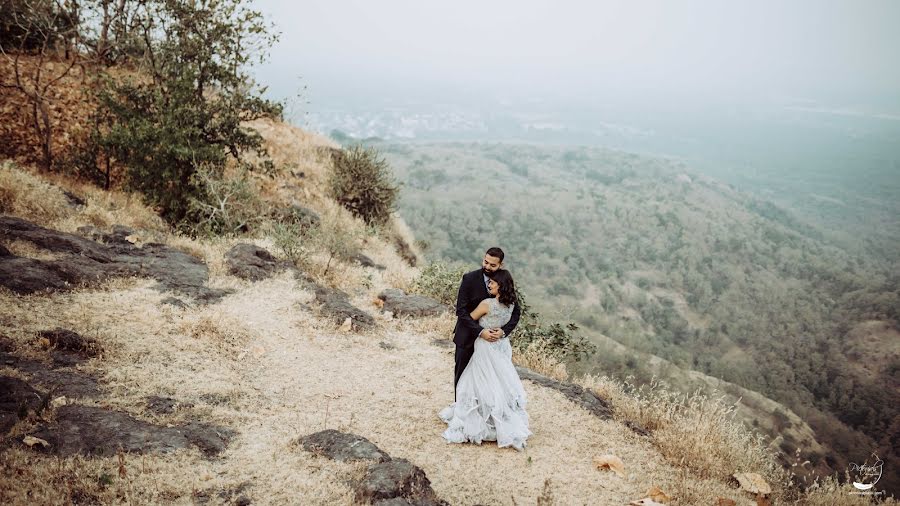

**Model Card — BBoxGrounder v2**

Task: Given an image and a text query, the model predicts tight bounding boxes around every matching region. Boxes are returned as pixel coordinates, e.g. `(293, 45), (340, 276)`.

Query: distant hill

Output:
(381, 141), (900, 495)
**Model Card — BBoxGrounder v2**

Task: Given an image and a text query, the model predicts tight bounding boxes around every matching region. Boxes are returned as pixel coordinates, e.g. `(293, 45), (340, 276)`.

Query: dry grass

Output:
(3, 125), (890, 505)
(512, 341), (570, 382)
(0, 161), (71, 224)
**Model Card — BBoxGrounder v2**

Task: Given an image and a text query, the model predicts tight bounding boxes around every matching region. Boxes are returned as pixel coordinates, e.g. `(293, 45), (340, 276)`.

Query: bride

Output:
(439, 269), (532, 451)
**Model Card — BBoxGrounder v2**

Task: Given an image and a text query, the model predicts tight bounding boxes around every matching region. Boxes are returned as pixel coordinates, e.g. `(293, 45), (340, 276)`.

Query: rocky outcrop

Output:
(297, 429), (390, 463)
(225, 243), (286, 281)
(27, 405), (234, 457)
(377, 289), (447, 318)
(515, 366), (613, 420)
(0, 376), (44, 435)
(0, 216), (229, 302)
(297, 429), (447, 506)
(313, 285), (375, 330)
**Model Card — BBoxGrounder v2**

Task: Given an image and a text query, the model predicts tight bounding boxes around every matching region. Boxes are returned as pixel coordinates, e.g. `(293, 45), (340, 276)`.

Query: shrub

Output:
(412, 261), (469, 305)
(328, 145), (399, 225)
(184, 164), (265, 237)
(511, 289), (596, 362)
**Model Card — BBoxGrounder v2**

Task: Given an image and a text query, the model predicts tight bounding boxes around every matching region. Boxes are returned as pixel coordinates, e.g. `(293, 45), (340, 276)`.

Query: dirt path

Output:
(2, 273), (756, 505)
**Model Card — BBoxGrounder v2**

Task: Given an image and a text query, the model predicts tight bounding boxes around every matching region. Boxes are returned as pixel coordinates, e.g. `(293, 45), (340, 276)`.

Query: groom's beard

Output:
(482, 268), (497, 278)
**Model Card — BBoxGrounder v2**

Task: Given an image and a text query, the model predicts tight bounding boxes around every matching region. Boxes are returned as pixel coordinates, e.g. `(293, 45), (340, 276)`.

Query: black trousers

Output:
(454, 345), (475, 401)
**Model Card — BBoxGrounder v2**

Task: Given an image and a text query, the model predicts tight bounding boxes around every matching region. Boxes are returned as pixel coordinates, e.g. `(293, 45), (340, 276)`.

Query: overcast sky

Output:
(251, 0), (900, 109)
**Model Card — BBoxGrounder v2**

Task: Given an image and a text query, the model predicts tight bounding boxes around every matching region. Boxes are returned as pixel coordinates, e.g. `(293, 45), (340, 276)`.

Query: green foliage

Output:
(185, 164), (264, 236)
(0, 0), (77, 52)
(86, 0), (281, 229)
(270, 220), (310, 267)
(411, 261), (468, 305)
(511, 288), (596, 362)
(328, 145), (399, 226)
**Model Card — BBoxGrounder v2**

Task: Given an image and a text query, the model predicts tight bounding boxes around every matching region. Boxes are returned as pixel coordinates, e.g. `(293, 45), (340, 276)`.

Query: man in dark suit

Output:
(453, 247), (522, 399)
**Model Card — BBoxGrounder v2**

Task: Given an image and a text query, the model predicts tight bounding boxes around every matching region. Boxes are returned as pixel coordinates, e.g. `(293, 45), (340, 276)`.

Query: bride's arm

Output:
(469, 299), (489, 321)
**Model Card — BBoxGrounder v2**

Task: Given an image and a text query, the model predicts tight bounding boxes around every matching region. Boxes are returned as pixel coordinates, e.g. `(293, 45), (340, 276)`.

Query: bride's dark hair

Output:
(491, 269), (517, 306)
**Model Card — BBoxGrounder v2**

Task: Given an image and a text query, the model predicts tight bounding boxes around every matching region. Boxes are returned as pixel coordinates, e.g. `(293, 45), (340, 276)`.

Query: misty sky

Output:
(251, 0), (900, 110)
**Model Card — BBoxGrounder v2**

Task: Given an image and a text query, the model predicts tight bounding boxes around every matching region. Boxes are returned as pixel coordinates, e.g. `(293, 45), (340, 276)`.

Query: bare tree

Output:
(0, 0), (80, 169)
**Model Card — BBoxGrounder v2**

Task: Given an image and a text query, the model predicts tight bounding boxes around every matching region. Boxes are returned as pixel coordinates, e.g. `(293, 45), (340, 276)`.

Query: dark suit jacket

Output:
(453, 269), (522, 348)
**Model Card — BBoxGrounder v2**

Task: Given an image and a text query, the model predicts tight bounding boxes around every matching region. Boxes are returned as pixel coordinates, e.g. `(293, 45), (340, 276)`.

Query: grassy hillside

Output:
(2, 118), (887, 503)
(380, 141), (900, 496)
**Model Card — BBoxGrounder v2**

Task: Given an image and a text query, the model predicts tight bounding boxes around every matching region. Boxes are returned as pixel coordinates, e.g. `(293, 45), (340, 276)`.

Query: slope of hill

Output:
(2, 118), (886, 504)
(379, 140), (900, 496)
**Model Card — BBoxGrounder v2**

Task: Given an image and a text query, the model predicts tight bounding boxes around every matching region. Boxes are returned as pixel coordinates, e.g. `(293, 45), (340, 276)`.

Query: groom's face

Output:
(482, 254), (503, 275)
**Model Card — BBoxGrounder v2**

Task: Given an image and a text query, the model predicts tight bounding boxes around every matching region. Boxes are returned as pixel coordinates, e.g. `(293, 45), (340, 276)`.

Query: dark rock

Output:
(0, 216), (113, 262)
(146, 396), (191, 415)
(378, 342), (395, 350)
(0, 217), (230, 303)
(38, 328), (101, 357)
(355, 459), (447, 506)
(624, 419), (650, 437)
(17, 362), (102, 398)
(429, 339), (453, 349)
(161, 297), (191, 309)
(0, 255), (76, 294)
(377, 289), (448, 318)
(76, 225), (101, 240)
(313, 285), (375, 330)
(225, 244), (284, 281)
(297, 429), (390, 463)
(0, 376), (44, 435)
(61, 190), (86, 208)
(515, 366), (613, 420)
(27, 405), (234, 457)
(50, 350), (86, 368)
(235, 496), (252, 506)
(0, 243), (11, 256)
(4, 348), (102, 398)
(355, 254), (386, 270)
(274, 205), (320, 231)
(393, 236), (417, 267)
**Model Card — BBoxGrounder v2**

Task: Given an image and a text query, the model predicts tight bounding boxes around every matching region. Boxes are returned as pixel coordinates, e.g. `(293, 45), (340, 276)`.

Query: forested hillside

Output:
(380, 141), (900, 495)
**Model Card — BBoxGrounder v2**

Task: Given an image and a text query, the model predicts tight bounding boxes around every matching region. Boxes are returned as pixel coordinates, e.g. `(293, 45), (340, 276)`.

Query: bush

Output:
(511, 289), (596, 362)
(412, 261), (469, 305)
(184, 164), (265, 236)
(328, 145), (399, 225)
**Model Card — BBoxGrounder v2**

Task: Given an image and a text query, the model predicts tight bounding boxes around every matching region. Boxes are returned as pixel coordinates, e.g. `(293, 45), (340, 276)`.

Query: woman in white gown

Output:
(439, 270), (532, 451)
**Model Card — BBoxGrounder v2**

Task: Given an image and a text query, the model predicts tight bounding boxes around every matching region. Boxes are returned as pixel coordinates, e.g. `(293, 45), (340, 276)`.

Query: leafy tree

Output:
(328, 144), (399, 226)
(89, 0), (281, 228)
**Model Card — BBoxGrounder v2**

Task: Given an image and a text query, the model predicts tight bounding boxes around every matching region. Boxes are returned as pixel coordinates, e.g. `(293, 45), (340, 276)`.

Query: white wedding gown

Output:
(439, 297), (532, 450)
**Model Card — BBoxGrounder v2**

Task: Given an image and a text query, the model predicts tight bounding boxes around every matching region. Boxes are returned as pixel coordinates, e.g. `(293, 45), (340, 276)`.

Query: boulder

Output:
(515, 366), (613, 420)
(354, 254), (386, 270)
(27, 405), (234, 457)
(297, 429), (390, 463)
(377, 289), (448, 318)
(355, 459), (447, 506)
(313, 285), (375, 330)
(0, 376), (43, 435)
(0, 217), (229, 303)
(225, 243), (284, 281)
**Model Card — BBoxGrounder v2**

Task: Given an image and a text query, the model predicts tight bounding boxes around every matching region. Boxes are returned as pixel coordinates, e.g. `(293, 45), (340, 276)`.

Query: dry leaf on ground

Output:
(647, 485), (671, 503)
(629, 498), (665, 506)
(23, 436), (50, 448)
(716, 498), (737, 506)
(593, 454), (626, 478)
(733, 472), (772, 495)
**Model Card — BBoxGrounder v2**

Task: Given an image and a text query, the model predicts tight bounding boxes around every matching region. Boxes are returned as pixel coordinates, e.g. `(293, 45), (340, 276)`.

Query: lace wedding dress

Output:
(439, 297), (531, 450)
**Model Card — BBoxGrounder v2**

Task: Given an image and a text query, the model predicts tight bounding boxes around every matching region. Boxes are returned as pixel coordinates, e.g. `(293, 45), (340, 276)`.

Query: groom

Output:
(453, 247), (522, 399)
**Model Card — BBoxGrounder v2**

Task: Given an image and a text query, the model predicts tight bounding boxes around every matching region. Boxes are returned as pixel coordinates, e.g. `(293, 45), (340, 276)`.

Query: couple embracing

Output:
(438, 247), (532, 451)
